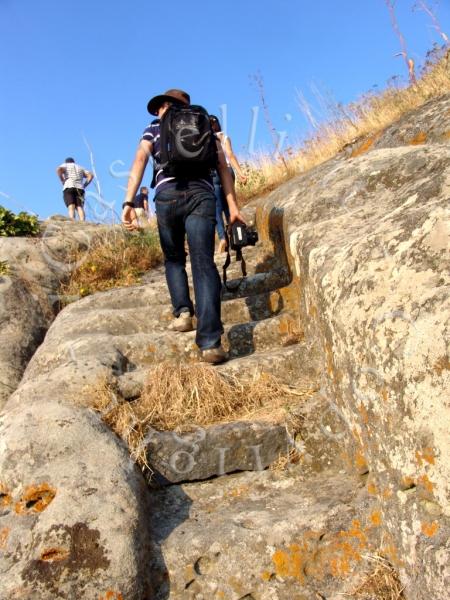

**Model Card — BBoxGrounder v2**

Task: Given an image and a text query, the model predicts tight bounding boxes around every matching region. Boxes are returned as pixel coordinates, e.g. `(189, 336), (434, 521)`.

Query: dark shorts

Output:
(64, 188), (85, 208)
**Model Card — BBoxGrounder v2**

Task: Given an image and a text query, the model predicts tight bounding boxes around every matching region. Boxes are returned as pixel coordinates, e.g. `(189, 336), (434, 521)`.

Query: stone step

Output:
(221, 267), (291, 300)
(214, 245), (283, 280)
(225, 311), (302, 358)
(221, 283), (300, 325)
(145, 421), (289, 485)
(147, 470), (379, 600)
(217, 342), (319, 385)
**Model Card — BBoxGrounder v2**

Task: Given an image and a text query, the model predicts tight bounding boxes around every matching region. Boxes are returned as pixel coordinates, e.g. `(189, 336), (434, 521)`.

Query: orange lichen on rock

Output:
(367, 481), (378, 495)
(409, 131), (427, 145)
(358, 403), (369, 425)
(433, 356), (450, 376)
(416, 447), (436, 466)
(0, 527), (10, 550)
(272, 543), (306, 583)
(40, 547), (70, 562)
(418, 474), (434, 494)
(15, 483), (56, 515)
(355, 451), (368, 472)
(370, 511), (382, 527)
(0, 483), (12, 509)
(98, 592), (124, 600)
(350, 136), (377, 158)
(271, 522), (374, 585)
(261, 570), (272, 582)
(227, 484), (251, 499)
(382, 488), (393, 500)
(421, 521), (439, 537)
(401, 475), (416, 490)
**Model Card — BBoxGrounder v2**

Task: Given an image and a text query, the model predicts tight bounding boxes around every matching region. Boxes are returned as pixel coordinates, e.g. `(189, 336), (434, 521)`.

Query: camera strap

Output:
(222, 230), (247, 292)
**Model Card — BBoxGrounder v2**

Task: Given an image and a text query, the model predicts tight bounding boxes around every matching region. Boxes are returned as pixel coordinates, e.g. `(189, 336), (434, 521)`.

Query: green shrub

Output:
(0, 206), (40, 237)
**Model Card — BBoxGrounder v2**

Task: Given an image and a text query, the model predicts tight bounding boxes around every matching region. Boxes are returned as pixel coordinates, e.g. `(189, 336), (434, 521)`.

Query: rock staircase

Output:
(0, 206), (380, 600)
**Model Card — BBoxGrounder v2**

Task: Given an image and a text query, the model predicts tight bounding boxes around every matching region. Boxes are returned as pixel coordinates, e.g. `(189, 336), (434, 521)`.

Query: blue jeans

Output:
(155, 181), (223, 350)
(213, 170), (231, 240)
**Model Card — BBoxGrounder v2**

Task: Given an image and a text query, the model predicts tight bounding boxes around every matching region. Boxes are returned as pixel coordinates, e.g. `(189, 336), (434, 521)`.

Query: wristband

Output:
(122, 202), (135, 209)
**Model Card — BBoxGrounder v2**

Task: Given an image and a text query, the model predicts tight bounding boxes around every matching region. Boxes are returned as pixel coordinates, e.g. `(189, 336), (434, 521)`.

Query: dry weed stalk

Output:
(414, 1), (449, 45)
(252, 71), (290, 174)
(385, 0), (416, 84)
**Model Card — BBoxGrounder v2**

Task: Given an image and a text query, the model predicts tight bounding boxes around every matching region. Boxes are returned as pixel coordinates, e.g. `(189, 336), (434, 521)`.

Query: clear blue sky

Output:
(1, 0), (449, 221)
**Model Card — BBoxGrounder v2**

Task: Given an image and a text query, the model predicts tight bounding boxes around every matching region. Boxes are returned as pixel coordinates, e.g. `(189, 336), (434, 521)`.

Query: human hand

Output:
(238, 173), (248, 184)
(228, 208), (247, 226)
(121, 206), (140, 231)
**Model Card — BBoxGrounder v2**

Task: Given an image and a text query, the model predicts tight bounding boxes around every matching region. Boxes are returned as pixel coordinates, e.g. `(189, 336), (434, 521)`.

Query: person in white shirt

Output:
(56, 157), (94, 221)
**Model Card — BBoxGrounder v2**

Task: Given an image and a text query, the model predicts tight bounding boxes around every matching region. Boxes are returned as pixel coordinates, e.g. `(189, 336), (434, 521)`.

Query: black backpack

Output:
(158, 104), (218, 180)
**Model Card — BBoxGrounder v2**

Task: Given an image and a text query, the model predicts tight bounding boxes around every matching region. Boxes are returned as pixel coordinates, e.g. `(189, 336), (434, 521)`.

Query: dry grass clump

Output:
(85, 362), (306, 469)
(344, 555), (405, 599)
(61, 227), (162, 300)
(237, 49), (450, 206)
(138, 362), (300, 430)
(0, 260), (10, 276)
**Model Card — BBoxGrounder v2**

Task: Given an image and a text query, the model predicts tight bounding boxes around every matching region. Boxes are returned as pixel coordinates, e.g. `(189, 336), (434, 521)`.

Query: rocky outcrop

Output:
(0, 217), (105, 407)
(0, 401), (153, 599)
(0, 95), (448, 599)
(260, 97), (450, 598)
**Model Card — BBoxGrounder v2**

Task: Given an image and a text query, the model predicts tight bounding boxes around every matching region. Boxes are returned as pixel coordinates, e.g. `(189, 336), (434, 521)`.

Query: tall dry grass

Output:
(61, 226), (162, 300)
(237, 48), (450, 205)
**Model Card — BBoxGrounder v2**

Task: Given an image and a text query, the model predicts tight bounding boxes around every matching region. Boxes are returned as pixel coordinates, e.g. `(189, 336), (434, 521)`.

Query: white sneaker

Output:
(168, 312), (194, 332)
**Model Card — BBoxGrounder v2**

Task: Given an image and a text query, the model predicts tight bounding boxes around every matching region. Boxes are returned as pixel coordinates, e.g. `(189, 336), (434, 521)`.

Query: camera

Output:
(229, 222), (258, 250)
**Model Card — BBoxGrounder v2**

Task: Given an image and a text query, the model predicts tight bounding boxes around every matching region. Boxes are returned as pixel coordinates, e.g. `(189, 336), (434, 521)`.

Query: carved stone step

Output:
(226, 311), (301, 358)
(146, 421), (288, 484)
(221, 284), (300, 325)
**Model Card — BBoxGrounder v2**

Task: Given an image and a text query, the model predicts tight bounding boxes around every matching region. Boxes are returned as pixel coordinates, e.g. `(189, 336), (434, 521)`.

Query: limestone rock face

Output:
(0, 400), (152, 599)
(0, 218), (105, 407)
(256, 96), (450, 599)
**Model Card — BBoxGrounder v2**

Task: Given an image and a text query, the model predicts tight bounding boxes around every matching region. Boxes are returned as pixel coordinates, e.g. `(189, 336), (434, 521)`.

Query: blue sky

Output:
(1, 0), (449, 221)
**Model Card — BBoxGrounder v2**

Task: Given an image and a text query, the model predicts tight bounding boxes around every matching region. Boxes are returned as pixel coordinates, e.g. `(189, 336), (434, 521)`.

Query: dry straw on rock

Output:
(85, 361), (314, 470)
(343, 554), (405, 600)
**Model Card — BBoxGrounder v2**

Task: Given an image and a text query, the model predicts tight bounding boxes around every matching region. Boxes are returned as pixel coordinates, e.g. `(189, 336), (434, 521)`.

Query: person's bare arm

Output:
(56, 166), (66, 185)
(83, 171), (94, 188)
(122, 140), (152, 228)
(223, 137), (247, 183)
(144, 198), (149, 215)
(216, 141), (246, 225)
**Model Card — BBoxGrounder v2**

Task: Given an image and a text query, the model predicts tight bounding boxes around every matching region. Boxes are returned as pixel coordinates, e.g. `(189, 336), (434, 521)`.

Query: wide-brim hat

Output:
(147, 89), (190, 115)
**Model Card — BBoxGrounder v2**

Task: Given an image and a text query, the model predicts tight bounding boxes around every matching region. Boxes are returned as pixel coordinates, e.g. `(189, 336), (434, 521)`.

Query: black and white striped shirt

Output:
(59, 162), (88, 190)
